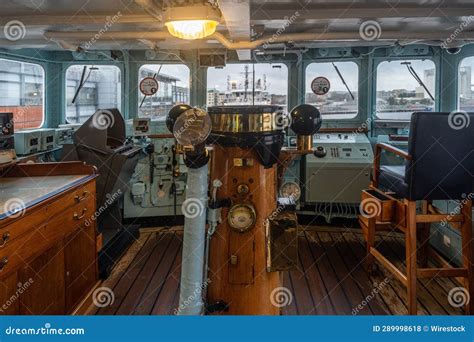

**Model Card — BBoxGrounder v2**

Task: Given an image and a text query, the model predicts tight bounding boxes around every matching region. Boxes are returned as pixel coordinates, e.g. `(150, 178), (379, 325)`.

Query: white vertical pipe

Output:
(177, 164), (208, 315)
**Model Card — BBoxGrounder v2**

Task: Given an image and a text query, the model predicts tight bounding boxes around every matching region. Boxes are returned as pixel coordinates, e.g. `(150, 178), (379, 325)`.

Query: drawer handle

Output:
(73, 208), (88, 220)
(0, 257), (8, 272)
(74, 190), (89, 203)
(0, 232), (10, 248)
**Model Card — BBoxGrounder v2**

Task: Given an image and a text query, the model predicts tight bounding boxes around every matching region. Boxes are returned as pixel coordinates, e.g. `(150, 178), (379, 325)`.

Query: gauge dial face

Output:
(227, 204), (256, 233)
(279, 181), (301, 202)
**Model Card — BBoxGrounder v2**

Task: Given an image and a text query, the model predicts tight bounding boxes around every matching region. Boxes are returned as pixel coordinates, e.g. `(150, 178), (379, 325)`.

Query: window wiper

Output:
(401, 61), (434, 101)
(140, 64), (163, 108)
(71, 66), (98, 104)
(332, 62), (355, 100)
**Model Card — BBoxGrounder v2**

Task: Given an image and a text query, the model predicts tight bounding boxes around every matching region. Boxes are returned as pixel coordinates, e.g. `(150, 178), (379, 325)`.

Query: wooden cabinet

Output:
(0, 272), (19, 315)
(0, 162), (98, 315)
(65, 224), (97, 312)
(18, 244), (65, 315)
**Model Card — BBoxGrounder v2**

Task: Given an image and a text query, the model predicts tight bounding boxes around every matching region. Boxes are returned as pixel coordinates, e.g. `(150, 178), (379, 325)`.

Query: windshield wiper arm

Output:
(332, 62), (355, 100)
(71, 66), (98, 104)
(401, 61), (434, 101)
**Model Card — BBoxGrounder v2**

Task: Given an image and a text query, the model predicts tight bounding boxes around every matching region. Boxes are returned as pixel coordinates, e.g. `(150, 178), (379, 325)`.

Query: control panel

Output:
(123, 118), (187, 219)
(303, 133), (374, 207)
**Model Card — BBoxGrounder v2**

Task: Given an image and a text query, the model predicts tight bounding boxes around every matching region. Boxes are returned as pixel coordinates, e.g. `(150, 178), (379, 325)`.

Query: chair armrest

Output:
(373, 143), (412, 186)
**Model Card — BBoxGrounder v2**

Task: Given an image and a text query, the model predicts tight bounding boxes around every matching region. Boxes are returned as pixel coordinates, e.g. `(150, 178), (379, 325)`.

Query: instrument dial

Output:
(279, 181), (301, 202)
(227, 204), (256, 233)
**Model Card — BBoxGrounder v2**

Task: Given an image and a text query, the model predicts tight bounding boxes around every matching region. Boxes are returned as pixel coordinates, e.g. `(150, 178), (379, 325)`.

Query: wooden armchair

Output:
(359, 112), (474, 315)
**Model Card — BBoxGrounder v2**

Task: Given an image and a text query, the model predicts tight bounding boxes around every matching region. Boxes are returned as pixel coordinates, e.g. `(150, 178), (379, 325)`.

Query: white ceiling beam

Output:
(0, 14), (158, 26)
(251, 6), (474, 23)
(219, 0), (251, 60)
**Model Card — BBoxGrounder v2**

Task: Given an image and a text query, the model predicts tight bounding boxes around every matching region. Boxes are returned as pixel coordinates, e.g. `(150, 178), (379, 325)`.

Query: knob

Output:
(313, 146), (327, 158)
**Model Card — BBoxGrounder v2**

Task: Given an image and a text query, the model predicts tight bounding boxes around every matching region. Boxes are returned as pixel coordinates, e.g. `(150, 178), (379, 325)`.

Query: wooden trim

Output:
(71, 281), (101, 315)
(319, 127), (368, 133)
(148, 134), (175, 139)
(406, 200), (417, 315)
(370, 247), (408, 286)
(417, 267), (468, 278)
(416, 214), (464, 223)
(2, 161), (97, 178)
(376, 143), (412, 160)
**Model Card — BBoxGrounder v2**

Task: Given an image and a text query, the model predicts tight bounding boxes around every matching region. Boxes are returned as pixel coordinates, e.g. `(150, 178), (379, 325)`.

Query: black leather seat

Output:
(379, 165), (408, 197)
(378, 112), (474, 201)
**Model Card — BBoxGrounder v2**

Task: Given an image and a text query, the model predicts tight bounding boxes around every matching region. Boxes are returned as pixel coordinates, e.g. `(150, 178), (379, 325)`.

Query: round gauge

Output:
(279, 181), (301, 202)
(227, 204), (256, 233)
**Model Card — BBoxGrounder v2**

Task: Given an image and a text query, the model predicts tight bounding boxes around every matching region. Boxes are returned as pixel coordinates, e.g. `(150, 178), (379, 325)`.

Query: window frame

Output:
(137, 63), (191, 120)
(304, 60), (360, 120)
(457, 55), (474, 111)
(0, 57), (46, 129)
(373, 57), (439, 121)
(206, 62), (290, 109)
(63, 63), (123, 124)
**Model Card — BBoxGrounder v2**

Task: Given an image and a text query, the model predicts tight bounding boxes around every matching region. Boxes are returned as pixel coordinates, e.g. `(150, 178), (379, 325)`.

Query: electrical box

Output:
(55, 127), (74, 146)
(14, 130), (42, 155)
(39, 128), (56, 150)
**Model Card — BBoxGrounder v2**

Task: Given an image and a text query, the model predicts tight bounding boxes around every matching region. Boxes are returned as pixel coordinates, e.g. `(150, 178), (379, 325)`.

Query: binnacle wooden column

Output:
(207, 145), (281, 315)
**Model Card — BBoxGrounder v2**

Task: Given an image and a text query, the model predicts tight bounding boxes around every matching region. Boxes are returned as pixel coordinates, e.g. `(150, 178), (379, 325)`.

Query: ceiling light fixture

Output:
(164, 2), (221, 40)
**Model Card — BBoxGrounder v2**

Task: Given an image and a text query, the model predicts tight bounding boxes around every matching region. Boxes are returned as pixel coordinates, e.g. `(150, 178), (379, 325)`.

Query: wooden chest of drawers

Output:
(0, 162), (98, 315)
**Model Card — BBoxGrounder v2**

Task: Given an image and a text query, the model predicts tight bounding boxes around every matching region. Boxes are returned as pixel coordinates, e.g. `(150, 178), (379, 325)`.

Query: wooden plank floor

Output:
(87, 227), (464, 315)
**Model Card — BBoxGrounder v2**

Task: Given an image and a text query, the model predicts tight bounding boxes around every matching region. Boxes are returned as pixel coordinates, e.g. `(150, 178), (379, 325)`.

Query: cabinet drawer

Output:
(0, 196), (95, 278)
(47, 181), (96, 220)
(0, 181), (96, 248)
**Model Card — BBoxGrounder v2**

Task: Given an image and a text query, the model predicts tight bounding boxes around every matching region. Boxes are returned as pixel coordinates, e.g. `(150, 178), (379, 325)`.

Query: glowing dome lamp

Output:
(164, 4), (221, 40)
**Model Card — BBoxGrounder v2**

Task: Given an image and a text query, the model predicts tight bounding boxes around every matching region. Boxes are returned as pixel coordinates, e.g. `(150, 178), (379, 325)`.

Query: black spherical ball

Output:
(289, 104), (322, 135)
(166, 104), (192, 133)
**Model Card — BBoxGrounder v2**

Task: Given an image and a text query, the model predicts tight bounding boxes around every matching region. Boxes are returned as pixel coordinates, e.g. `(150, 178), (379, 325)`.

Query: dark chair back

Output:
(406, 112), (473, 200)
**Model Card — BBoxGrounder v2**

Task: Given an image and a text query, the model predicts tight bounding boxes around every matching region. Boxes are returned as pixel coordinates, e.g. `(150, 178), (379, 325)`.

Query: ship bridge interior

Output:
(0, 0), (472, 319)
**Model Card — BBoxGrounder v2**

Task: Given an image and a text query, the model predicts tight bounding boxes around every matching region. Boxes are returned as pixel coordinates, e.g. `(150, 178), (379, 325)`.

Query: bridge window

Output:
(0, 58), (44, 129)
(138, 64), (190, 119)
(376, 60), (436, 120)
(66, 65), (121, 124)
(207, 63), (288, 111)
(458, 57), (474, 111)
(305, 61), (359, 119)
